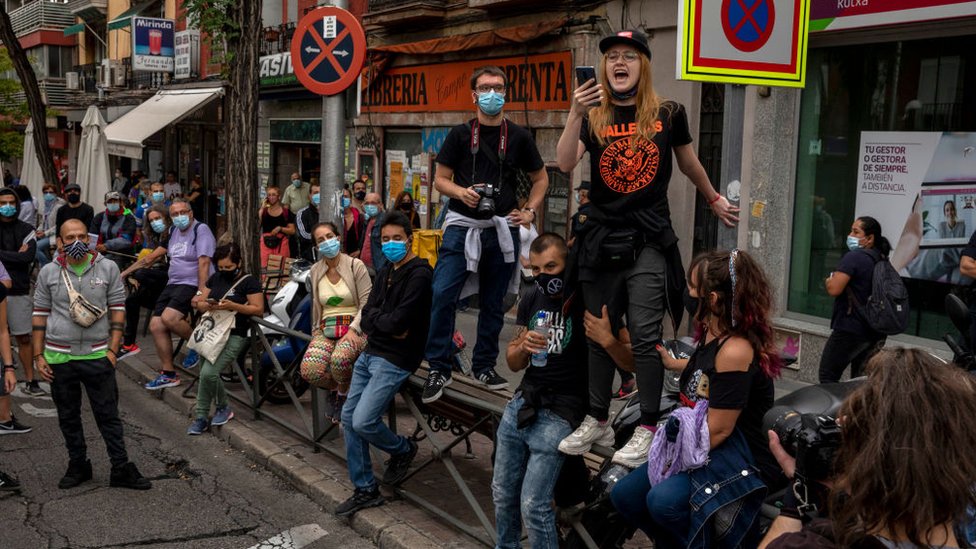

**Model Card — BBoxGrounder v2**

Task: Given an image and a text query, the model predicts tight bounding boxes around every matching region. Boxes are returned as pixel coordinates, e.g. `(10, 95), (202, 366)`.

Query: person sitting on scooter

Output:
(300, 222), (371, 415)
(610, 249), (782, 549)
(186, 242), (263, 435)
(493, 233), (588, 547)
(760, 348), (976, 548)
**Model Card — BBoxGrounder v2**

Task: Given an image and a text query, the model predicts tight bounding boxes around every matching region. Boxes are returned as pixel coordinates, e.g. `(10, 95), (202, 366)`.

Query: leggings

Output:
(300, 331), (367, 389)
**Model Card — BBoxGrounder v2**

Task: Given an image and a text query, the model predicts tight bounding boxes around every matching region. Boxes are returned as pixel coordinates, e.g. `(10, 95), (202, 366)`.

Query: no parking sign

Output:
(677, 0), (810, 88)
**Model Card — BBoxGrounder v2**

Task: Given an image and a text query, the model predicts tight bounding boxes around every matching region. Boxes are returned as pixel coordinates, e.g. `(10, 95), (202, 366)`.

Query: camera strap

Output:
(792, 479), (821, 524)
(469, 118), (508, 192)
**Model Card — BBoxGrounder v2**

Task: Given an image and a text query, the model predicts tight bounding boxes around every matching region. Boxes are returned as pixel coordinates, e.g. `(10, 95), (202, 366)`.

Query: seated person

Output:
(90, 191), (137, 270)
(118, 205), (171, 359)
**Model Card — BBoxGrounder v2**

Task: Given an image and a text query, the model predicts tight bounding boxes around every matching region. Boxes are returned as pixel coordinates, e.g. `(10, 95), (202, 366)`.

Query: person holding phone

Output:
(554, 30), (738, 467)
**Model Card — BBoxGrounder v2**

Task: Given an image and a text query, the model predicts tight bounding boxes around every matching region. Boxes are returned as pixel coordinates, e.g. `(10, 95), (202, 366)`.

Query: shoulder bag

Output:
(61, 267), (106, 328)
(187, 275), (250, 364)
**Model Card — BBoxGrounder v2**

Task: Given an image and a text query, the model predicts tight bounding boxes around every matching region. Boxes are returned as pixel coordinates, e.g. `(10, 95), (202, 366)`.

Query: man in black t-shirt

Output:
(55, 183), (95, 241)
(422, 65), (549, 403)
(493, 233), (586, 548)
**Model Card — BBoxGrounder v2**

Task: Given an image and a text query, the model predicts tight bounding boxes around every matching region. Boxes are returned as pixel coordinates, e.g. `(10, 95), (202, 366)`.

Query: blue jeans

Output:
(36, 237), (51, 266)
(425, 224), (519, 377)
(492, 395), (572, 549)
(341, 353), (412, 491)
(610, 467), (691, 549)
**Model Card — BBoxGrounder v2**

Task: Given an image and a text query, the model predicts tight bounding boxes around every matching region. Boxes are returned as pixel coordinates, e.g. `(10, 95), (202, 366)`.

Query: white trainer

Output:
(558, 415), (615, 455)
(611, 425), (656, 467)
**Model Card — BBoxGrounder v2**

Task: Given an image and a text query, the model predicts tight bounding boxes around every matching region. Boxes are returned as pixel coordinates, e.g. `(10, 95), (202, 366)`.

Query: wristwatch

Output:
(195, 291), (204, 296)
(522, 207), (536, 220)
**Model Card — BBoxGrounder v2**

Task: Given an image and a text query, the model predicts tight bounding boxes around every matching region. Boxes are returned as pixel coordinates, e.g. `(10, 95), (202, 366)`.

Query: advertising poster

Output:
(132, 17), (175, 72)
(854, 132), (976, 283)
(174, 29), (199, 79)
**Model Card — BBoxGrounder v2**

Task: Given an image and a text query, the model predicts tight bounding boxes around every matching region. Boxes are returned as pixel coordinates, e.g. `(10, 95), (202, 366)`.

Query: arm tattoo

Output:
(32, 326), (46, 332)
(109, 322), (125, 331)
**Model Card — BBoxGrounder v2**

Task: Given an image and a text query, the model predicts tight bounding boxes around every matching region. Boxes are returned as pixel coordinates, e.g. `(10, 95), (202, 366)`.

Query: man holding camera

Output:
(421, 65), (549, 403)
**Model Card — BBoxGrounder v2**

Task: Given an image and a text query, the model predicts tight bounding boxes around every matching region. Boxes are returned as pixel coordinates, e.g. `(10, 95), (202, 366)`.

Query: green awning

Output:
(63, 23), (86, 37)
(107, 0), (159, 31)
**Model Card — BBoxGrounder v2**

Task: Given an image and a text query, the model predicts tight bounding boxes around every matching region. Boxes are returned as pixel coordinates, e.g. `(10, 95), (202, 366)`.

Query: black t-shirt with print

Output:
(436, 119), (545, 220)
(206, 273), (263, 336)
(678, 337), (779, 485)
(580, 102), (693, 219)
(515, 286), (588, 426)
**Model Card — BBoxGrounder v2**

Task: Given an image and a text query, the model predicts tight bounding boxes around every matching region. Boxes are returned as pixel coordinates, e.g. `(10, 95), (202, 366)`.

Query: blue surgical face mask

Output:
(152, 191), (165, 203)
(292, 179), (302, 187)
(311, 193), (320, 206)
(173, 214), (191, 230)
(318, 237), (340, 259)
(107, 203), (120, 213)
(0, 204), (16, 218)
(150, 219), (167, 234)
(44, 192), (56, 203)
(341, 197), (351, 209)
(364, 204), (379, 219)
(382, 240), (409, 263)
(477, 90), (505, 116)
(846, 235), (862, 251)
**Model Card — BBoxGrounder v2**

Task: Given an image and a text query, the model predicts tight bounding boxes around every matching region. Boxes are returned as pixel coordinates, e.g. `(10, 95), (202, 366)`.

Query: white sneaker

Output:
(611, 426), (656, 467)
(558, 415), (615, 455)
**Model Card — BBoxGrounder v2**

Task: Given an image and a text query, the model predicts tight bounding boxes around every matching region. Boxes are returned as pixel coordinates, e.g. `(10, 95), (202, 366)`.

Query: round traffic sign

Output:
(290, 6), (366, 96)
(721, 0), (775, 53)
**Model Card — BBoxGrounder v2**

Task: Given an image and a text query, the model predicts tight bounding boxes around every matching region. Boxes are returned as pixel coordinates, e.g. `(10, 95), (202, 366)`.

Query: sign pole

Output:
(320, 0), (348, 228)
(717, 84), (744, 250)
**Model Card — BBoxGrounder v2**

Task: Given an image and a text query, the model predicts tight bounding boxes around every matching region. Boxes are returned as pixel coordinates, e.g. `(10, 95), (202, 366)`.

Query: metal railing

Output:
(66, 0), (108, 19)
(259, 22), (296, 57)
(9, 0), (76, 37)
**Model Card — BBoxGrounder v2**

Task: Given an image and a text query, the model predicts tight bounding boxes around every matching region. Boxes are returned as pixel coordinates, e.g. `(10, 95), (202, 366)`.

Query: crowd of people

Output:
(0, 27), (971, 549)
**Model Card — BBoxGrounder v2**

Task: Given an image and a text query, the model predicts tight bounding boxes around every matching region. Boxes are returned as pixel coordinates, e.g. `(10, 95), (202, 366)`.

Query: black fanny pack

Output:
(598, 228), (645, 269)
(263, 234), (283, 249)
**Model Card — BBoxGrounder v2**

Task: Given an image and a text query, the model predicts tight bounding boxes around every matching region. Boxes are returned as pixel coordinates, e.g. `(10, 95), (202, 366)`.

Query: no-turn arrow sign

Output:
(290, 6), (366, 96)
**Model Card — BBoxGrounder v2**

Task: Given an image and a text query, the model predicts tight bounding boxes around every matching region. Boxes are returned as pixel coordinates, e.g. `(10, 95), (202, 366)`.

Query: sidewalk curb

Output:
(114, 357), (447, 549)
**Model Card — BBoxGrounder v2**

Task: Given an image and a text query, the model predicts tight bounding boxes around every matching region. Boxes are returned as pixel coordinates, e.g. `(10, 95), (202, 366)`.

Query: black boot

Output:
(110, 462), (151, 490)
(58, 459), (92, 489)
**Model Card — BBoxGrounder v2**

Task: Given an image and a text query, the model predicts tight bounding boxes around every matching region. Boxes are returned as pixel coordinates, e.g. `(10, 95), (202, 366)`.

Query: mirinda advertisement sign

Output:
(132, 17), (175, 72)
(361, 52), (573, 113)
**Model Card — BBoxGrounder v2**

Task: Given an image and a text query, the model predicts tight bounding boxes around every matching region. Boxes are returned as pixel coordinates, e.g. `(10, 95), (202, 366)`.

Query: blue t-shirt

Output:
(831, 249), (877, 336)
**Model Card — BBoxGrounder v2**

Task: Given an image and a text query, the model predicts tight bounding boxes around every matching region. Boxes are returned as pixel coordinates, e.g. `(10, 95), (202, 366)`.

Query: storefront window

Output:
(788, 34), (976, 339)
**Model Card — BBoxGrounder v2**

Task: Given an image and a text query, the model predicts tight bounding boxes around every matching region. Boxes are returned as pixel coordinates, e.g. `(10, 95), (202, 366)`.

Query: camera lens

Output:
(766, 405), (803, 456)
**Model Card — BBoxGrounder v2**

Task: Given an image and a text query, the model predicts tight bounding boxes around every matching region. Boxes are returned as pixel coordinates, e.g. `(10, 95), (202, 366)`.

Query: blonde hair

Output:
(588, 53), (666, 148)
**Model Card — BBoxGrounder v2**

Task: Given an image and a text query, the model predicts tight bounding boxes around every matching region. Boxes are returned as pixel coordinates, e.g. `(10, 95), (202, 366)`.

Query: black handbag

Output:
(598, 228), (645, 269)
(263, 234), (282, 249)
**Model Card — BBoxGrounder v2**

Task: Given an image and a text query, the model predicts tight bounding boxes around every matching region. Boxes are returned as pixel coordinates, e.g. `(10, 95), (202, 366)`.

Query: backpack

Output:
(846, 248), (909, 335)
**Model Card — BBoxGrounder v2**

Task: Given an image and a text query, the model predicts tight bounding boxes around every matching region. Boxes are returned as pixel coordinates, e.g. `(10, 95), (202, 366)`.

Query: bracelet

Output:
(3, 364), (14, 371)
(709, 194), (723, 205)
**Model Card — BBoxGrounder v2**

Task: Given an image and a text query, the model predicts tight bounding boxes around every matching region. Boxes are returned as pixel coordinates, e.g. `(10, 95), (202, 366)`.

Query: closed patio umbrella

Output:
(20, 119), (44, 199)
(77, 105), (111, 207)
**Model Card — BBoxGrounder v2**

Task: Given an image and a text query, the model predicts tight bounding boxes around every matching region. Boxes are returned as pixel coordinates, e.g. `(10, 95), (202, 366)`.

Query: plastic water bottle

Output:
(531, 311), (549, 367)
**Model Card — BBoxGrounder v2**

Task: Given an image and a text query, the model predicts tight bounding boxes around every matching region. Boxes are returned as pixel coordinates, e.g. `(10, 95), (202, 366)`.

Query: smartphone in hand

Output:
(575, 66), (596, 86)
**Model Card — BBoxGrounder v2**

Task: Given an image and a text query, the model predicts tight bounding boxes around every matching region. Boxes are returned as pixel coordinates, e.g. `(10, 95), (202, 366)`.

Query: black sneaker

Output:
(475, 368), (509, 391)
(335, 487), (384, 517)
(382, 439), (418, 485)
(421, 370), (452, 404)
(110, 462), (151, 490)
(23, 380), (46, 396)
(58, 459), (92, 489)
(0, 416), (31, 435)
(0, 470), (20, 491)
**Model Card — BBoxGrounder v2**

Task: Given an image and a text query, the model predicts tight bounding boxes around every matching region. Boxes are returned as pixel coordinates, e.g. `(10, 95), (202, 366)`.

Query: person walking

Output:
(259, 186), (295, 267)
(554, 30), (738, 466)
(0, 188), (41, 396)
(36, 182), (66, 266)
(186, 242), (262, 435)
(31, 219), (151, 490)
(819, 216), (890, 382)
(421, 65), (549, 403)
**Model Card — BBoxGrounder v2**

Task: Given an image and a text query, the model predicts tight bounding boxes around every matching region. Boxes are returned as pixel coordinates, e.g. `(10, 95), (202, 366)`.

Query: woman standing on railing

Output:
(300, 221), (372, 421)
(186, 242), (264, 436)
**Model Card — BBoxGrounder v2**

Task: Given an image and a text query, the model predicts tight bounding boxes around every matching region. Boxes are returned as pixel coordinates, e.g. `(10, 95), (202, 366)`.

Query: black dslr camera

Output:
(474, 184), (495, 215)
(768, 408), (842, 483)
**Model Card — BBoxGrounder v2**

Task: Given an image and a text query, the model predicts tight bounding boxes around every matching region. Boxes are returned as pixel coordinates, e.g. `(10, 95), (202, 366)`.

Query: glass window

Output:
(788, 34), (976, 339)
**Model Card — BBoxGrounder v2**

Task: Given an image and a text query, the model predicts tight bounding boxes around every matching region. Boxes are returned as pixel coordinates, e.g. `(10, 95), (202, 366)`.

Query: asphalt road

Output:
(0, 377), (376, 549)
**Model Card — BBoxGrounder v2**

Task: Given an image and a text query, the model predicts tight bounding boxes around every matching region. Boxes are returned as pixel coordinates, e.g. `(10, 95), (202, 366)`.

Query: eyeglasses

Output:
(476, 85), (506, 94)
(606, 51), (640, 62)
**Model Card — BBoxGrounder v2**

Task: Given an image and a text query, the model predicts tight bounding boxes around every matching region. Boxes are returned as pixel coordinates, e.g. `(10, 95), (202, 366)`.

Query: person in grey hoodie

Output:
(31, 219), (151, 491)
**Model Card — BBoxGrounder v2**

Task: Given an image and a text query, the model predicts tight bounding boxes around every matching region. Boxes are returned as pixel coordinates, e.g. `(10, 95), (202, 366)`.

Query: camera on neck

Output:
(475, 184), (496, 215)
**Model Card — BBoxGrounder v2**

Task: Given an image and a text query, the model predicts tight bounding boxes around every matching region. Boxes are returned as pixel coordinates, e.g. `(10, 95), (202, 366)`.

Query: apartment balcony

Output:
(363, 0), (448, 29)
(67, 0), (109, 22)
(9, 0), (76, 38)
(259, 22), (296, 57)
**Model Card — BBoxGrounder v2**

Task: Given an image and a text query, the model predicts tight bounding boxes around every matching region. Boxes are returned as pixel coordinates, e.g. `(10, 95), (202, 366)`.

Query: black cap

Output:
(599, 30), (651, 60)
(64, 183), (81, 192)
(575, 181), (591, 191)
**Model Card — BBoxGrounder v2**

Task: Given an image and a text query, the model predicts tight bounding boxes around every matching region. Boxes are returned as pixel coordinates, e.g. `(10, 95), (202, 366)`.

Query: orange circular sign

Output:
(290, 6), (366, 96)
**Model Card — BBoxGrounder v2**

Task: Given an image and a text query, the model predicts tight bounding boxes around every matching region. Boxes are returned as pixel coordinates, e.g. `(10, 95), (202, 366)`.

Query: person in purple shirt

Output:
(121, 199), (215, 389)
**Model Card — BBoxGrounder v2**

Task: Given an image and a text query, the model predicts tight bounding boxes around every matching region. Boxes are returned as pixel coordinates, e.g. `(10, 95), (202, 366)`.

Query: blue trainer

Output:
(211, 406), (234, 426)
(182, 350), (200, 369)
(145, 372), (180, 391)
(187, 417), (209, 436)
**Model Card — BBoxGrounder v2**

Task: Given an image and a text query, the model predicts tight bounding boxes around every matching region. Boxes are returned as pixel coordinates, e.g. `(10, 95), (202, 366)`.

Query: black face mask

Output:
(354, 191), (366, 201)
(536, 272), (564, 297)
(683, 286), (702, 319)
(67, 193), (81, 204)
(219, 268), (239, 281)
(399, 203), (413, 210)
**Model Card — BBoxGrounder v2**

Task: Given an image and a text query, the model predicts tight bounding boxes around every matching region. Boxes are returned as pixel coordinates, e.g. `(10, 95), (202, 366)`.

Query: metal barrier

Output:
(176, 315), (607, 549)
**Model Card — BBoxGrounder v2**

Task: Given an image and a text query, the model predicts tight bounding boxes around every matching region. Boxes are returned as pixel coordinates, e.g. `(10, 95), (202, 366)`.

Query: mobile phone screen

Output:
(575, 66), (596, 85)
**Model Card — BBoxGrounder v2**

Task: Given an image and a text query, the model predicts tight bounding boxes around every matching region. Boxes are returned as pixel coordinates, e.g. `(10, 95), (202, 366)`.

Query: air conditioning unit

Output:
(65, 72), (79, 90)
(113, 66), (126, 87)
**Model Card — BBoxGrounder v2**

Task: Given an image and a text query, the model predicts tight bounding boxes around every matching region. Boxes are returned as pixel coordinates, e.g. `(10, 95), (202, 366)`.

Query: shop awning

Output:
(63, 23), (86, 37)
(104, 87), (224, 158)
(107, 0), (159, 31)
